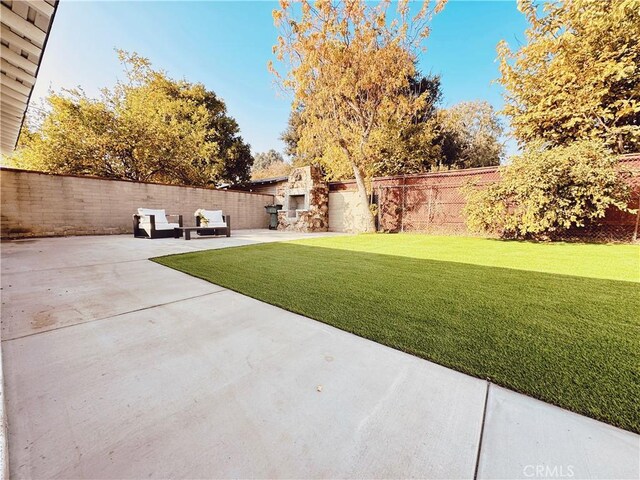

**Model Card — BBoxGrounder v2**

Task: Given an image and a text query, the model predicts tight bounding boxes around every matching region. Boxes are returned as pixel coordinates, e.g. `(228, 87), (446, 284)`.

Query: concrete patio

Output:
(1, 231), (638, 479)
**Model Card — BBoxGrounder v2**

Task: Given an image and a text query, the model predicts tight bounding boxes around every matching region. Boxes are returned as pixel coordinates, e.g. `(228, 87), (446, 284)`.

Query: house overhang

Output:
(1, 0), (58, 156)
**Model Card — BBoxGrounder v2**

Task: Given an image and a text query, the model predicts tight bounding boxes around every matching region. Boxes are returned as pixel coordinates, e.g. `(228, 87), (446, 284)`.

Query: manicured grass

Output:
(291, 234), (640, 282)
(152, 235), (640, 433)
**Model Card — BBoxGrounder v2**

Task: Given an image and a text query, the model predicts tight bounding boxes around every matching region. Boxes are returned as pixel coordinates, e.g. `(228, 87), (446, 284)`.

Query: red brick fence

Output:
(328, 155), (640, 242)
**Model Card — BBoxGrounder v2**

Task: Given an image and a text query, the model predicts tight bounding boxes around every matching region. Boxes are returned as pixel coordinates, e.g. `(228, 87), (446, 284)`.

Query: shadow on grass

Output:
(292, 233), (640, 282)
(152, 242), (640, 434)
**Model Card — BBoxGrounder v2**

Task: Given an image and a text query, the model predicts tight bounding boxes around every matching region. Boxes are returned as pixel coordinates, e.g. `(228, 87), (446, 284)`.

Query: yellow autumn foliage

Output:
(271, 0), (446, 232)
(498, 0), (640, 153)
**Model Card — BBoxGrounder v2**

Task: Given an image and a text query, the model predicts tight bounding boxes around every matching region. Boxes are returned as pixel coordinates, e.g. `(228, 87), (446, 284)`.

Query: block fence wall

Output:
(0, 168), (274, 238)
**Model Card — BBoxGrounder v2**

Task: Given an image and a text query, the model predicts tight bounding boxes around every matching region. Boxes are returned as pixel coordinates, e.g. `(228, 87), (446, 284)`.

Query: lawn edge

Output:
(150, 254), (640, 435)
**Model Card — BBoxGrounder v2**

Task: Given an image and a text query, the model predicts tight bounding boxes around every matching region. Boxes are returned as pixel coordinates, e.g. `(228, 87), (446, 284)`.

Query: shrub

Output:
(463, 141), (631, 239)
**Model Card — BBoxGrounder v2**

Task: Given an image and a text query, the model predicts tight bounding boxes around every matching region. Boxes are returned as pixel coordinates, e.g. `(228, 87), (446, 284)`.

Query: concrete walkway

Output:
(1, 232), (638, 479)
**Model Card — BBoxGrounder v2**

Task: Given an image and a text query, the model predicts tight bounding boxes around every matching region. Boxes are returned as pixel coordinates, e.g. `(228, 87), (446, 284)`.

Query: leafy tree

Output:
(280, 108), (303, 160)
(463, 140), (631, 239)
(281, 74), (505, 177)
(271, 0), (446, 232)
(435, 101), (504, 169)
(369, 115), (440, 176)
(407, 73), (442, 122)
(253, 149), (285, 171)
(251, 160), (292, 180)
(251, 148), (291, 180)
(360, 73), (444, 176)
(497, 0), (640, 153)
(11, 51), (253, 186)
(282, 74), (443, 177)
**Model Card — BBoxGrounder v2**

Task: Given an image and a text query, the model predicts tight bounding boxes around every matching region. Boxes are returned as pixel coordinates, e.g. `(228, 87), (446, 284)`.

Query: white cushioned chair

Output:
(133, 208), (183, 238)
(195, 209), (231, 237)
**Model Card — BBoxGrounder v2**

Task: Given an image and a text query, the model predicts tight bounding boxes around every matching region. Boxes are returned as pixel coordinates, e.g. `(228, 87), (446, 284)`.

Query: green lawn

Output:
(152, 235), (640, 433)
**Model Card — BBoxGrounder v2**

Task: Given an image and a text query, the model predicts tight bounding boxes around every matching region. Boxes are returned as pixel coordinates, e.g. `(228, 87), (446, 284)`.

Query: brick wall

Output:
(0, 168), (274, 238)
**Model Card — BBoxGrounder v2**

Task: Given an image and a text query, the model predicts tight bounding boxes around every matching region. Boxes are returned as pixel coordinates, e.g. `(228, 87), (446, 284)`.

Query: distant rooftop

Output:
(249, 176), (288, 186)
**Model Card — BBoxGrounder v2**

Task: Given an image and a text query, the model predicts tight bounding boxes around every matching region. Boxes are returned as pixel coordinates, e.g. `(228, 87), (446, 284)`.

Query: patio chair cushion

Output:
(200, 210), (227, 228)
(138, 221), (179, 236)
(137, 208), (169, 225)
(137, 208), (178, 236)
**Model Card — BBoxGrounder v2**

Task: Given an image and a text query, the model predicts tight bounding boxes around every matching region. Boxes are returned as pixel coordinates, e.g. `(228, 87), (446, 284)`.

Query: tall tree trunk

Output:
(351, 162), (376, 233)
(617, 133), (624, 155)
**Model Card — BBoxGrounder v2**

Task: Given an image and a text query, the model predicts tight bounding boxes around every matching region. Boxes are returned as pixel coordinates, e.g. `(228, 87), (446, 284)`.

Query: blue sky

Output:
(32, 0), (529, 157)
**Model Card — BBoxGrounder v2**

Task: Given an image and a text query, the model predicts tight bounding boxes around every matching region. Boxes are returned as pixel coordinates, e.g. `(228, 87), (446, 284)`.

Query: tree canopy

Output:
(251, 149), (291, 180)
(253, 149), (285, 171)
(251, 160), (292, 181)
(435, 101), (504, 169)
(10, 51), (253, 187)
(281, 75), (503, 177)
(497, 0), (640, 153)
(282, 73), (445, 177)
(368, 73), (443, 176)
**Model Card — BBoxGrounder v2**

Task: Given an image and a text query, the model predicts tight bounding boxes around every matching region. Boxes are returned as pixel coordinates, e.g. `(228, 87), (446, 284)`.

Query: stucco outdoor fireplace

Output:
(275, 166), (328, 232)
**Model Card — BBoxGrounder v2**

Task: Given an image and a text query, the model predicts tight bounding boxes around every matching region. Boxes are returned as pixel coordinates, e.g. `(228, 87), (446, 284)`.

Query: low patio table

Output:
(174, 226), (230, 240)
